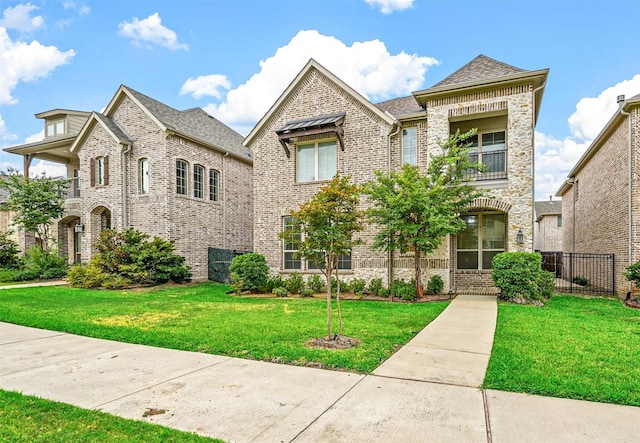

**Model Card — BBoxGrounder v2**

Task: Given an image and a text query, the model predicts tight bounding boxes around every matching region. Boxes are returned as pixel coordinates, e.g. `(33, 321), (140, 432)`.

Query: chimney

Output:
(617, 95), (626, 107)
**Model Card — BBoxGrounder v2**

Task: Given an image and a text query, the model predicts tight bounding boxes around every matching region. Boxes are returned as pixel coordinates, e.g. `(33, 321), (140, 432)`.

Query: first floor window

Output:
(209, 169), (220, 201)
(402, 127), (417, 165)
(457, 212), (505, 270)
(283, 216), (301, 270)
(176, 159), (188, 195)
(194, 164), (205, 198)
(139, 158), (149, 194)
(297, 140), (337, 182)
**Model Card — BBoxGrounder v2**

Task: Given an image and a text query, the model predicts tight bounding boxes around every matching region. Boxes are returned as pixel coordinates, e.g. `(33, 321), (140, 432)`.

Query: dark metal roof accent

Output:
(275, 112), (346, 158)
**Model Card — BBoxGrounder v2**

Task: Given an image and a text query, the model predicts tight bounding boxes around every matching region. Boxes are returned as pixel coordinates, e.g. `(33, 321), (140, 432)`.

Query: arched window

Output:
(139, 158), (149, 194)
(176, 159), (188, 195)
(209, 169), (220, 201)
(193, 164), (205, 198)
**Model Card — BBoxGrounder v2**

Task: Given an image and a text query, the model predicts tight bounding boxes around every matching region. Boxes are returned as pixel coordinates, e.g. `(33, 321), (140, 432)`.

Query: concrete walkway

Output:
(1, 295), (639, 442)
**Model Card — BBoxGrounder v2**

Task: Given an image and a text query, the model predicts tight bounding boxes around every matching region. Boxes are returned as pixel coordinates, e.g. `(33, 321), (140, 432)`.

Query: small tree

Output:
(280, 175), (364, 339)
(364, 130), (486, 297)
(0, 168), (68, 251)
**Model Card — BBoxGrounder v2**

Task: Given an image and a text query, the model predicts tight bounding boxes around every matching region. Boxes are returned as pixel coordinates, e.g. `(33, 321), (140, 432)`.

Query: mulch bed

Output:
(305, 335), (362, 350)
(625, 298), (640, 309)
(235, 291), (452, 303)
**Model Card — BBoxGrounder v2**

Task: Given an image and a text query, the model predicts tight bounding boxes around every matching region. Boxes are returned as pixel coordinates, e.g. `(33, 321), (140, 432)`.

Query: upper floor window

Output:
(467, 131), (507, 180)
(402, 127), (417, 165)
(97, 157), (105, 185)
(193, 164), (205, 199)
(46, 120), (65, 137)
(176, 159), (188, 195)
(557, 215), (562, 228)
(297, 140), (336, 183)
(90, 156), (108, 187)
(72, 169), (80, 198)
(139, 158), (149, 194)
(209, 169), (220, 202)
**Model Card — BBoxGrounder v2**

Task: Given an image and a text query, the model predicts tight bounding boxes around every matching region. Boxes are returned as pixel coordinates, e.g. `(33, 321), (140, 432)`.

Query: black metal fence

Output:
(540, 251), (615, 295)
(208, 248), (248, 283)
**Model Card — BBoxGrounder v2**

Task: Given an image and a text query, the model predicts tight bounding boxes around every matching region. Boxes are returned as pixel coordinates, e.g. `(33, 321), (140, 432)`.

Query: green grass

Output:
(0, 389), (221, 442)
(0, 282), (448, 373)
(484, 295), (640, 406)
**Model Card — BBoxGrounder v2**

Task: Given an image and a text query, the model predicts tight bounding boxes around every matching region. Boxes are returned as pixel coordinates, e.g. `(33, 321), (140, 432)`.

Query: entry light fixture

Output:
(516, 228), (524, 245)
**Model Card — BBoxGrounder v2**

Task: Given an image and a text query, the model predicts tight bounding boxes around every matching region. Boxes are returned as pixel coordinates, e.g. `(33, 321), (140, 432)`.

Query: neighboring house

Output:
(4, 86), (253, 279)
(557, 94), (640, 297)
(534, 199), (563, 251)
(245, 55), (548, 294)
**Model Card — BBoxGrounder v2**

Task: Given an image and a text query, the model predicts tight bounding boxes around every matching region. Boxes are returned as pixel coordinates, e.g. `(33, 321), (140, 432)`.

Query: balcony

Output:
(468, 150), (507, 181)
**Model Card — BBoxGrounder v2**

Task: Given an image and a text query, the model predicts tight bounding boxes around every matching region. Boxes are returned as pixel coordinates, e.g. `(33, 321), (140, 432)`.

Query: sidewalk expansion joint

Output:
(0, 332), (67, 346)
(370, 373), (481, 389)
(482, 389), (492, 443)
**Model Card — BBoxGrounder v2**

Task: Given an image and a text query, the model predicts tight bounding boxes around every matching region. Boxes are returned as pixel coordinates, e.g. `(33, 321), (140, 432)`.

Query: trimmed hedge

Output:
(492, 252), (555, 303)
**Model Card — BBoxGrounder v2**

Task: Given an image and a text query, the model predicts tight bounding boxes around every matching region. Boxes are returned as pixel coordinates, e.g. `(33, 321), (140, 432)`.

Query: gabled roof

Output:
(70, 112), (133, 152)
(101, 85), (251, 163)
(244, 59), (397, 148)
(375, 96), (424, 118)
(557, 94), (640, 196)
(535, 200), (562, 222)
(432, 55), (525, 89)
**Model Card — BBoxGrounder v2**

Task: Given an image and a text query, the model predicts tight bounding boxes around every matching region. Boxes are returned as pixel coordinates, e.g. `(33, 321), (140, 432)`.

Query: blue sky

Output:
(1, 0), (639, 200)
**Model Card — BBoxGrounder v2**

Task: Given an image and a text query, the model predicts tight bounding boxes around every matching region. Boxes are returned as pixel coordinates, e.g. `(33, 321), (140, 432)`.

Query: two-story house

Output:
(4, 85), (253, 279)
(534, 199), (563, 252)
(245, 55), (548, 294)
(557, 94), (640, 297)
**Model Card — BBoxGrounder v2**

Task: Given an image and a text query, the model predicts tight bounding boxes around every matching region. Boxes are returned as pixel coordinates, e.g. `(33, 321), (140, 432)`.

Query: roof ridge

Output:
(431, 54), (526, 89)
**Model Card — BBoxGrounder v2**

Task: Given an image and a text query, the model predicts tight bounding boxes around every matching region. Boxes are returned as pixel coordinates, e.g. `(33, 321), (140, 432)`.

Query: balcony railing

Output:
(63, 177), (80, 199)
(468, 150), (507, 181)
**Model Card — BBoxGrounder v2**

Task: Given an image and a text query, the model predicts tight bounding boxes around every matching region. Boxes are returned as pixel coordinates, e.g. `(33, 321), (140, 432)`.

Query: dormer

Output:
(35, 109), (91, 139)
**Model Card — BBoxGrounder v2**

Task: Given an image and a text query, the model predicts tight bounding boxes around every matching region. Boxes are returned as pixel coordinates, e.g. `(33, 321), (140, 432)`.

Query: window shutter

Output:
(104, 155), (109, 186)
(90, 158), (95, 187)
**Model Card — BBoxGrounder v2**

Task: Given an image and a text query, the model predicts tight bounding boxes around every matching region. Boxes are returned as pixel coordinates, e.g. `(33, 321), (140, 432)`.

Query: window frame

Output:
(402, 127), (417, 165)
(209, 169), (220, 202)
(96, 156), (105, 186)
(296, 139), (337, 183)
(176, 159), (188, 195)
(283, 216), (302, 270)
(46, 120), (65, 137)
(193, 164), (205, 199)
(456, 212), (506, 270)
(467, 130), (507, 180)
(139, 158), (149, 195)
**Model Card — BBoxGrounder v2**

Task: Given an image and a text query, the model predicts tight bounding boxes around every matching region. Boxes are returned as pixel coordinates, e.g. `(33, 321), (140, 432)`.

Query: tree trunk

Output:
(335, 265), (343, 337)
(324, 260), (333, 339)
(415, 247), (423, 298)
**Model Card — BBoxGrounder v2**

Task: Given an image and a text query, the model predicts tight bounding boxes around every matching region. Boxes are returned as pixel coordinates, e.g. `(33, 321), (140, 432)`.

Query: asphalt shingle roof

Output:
(94, 113), (134, 144)
(431, 54), (525, 89)
(124, 86), (251, 161)
(375, 96), (423, 118)
(535, 200), (562, 221)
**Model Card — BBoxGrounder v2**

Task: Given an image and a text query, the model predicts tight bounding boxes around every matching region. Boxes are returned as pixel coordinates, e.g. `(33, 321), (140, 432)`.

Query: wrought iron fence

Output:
(208, 248), (248, 283)
(540, 251), (615, 295)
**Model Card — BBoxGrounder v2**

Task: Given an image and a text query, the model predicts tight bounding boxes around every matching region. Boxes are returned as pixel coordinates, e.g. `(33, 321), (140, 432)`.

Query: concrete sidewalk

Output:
(1, 295), (639, 442)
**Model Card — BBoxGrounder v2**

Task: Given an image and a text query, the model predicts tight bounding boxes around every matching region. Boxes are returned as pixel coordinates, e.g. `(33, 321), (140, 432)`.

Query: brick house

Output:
(534, 199), (563, 251)
(4, 85), (253, 279)
(556, 94), (640, 297)
(245, 55), (548, 293)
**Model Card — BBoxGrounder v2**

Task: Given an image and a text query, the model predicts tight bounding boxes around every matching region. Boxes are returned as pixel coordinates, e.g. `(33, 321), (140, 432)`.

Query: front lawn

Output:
(0, 282), (448, 373)
(0, 390), (221, 442)
(484, 295), (640, 406)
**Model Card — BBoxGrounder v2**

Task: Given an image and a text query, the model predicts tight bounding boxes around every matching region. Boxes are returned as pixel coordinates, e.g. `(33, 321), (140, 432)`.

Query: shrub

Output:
(229, 253), (269, 292)
(229, 272), (244, 296)
(572, 276), (589, 286)
(67, 263), (110, 289)
(492, 252), (552, 303)
(367, 278), (383, 296)
(427, 275), (444, 295)
(350, 278), (366, 296)
(284, 272), (305, 295)
(306, 274), (324, 293)
(0, 231), (20, 269)
(272, 286), (288, 297)
(378, 287), (390, 298)
(537, 270), (556, 299)
(300, 287), (315, 298)
(12, 246), (67, 281)
(136, 237), (191, 283)
(390, 279), (416, 301)
(265, 275), (284, 292)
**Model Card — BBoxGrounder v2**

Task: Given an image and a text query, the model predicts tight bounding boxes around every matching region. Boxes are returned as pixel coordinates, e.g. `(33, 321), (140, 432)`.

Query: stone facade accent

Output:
(247, 57), (546, 294)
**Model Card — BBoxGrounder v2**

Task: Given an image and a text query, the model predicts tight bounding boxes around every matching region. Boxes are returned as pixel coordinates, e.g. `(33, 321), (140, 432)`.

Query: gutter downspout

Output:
(621, 106), (632, 292)
(121, 143), (132, 228)
(222, 151), (229, 250)
(531, 81), (546, 251)
(387, 122), (401, 290)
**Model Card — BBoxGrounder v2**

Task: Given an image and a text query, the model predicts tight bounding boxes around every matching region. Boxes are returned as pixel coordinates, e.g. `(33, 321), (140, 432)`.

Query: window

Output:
(282, 216), (352, 271)
(402, 127), (417, 165)
(90, 156), (108, 187)
(283, 217), (301, 270)
(557, 215), (562, 228)
(209, 169), (220, 201)
(457, 213), (505, 270)
(297, 140), (337, 183)
(97, 157), (105, 185)
(46, 120), (65, 137)
(193, 165), (204, 198)
(72, 169), (80, 198)
(176, 159), (188, 195)
(466, 131), (507, 180)
(139, 159), (149, 194)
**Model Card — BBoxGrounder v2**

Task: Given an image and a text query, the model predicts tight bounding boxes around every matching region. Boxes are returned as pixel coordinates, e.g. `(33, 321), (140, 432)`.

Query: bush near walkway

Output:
(492, 252), (555, 303)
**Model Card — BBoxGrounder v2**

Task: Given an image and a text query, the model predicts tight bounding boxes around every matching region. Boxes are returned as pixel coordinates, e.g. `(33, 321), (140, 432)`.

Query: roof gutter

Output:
(531, 80), (546, 248)
(121, 142), (132, 228)
(621, 104), (632, 291)
(386, 121), (401, 291)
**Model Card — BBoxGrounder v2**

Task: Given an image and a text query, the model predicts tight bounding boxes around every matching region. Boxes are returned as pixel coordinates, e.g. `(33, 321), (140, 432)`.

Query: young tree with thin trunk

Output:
(363, 129), (487, 297)
(0, 168), (68, 251)
(280, 174), (364, 339)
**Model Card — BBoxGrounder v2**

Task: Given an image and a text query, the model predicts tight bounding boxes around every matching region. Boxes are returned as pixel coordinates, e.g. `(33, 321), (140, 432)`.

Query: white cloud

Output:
(28, 160), (67, 178)
(0, 114), (17, 142)
(535, 75), (640, 199)
(118, 13), (188, 51)
(180, 74), (231, 100)
(364, 0), (414, 14)
(0, 3), (44, 32)
(0, 27), (75, 105)
(25, 129), (44, 143)
(201, 30), (438, 134)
